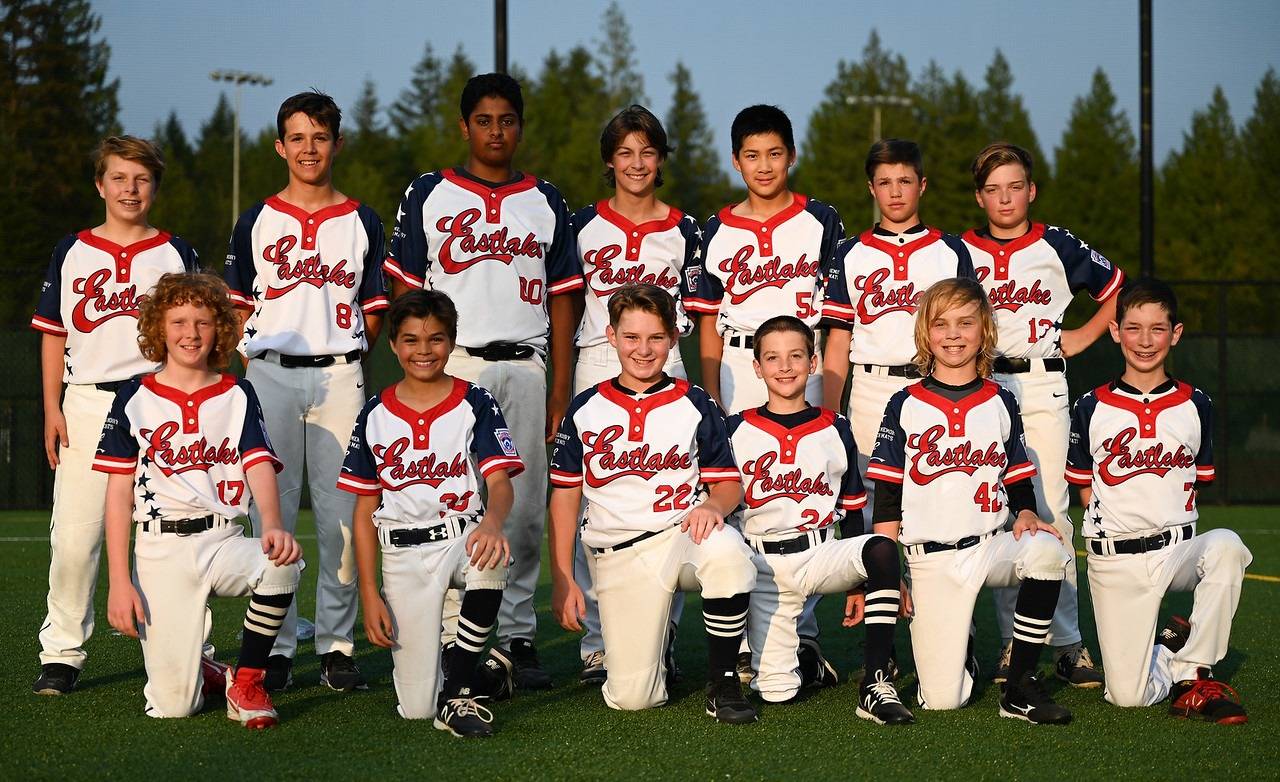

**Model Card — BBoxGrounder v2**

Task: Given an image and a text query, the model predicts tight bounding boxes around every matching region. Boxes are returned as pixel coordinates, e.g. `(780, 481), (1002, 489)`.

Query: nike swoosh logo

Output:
(1052, 393), (1066, 398)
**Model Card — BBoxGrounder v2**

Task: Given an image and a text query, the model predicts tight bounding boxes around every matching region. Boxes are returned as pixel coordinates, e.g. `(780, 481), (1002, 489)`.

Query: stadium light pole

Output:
(495, 0), (508, 73)
(846, 94), (914, 224)
(209, 69), (274, 229)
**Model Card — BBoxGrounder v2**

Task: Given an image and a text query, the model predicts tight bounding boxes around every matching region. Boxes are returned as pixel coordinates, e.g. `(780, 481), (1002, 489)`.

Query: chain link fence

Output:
(2, 280), (1277, 509)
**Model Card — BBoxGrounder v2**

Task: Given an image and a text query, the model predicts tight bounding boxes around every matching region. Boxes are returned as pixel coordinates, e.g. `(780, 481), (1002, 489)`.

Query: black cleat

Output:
(856, 669), (914, 725)
(434, 689), (495, 738)
(509, 638), (553, 690)
(992, 641), (1012, 684)
(580, 650), (607, 686)
(798, 637), (840, 689)
(1000, 672), (1073, 724)
(263, 654), (293, 692)
(664, 623), (683, 689)
(705, 672), (758, 724)
(735, 650), (756, 685)
(1156, 615), (1192, 654)
(475, 646), (515, 701)
(33, 663), (80, 696)
(1054, 645), (1104, 689)
(320, 651), (368, 692)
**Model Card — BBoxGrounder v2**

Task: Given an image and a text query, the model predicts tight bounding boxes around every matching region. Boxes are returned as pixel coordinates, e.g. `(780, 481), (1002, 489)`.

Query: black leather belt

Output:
(592, 527), (666, 555)
(274, 349), (362, 368)
(388, 518), (471, 547)
(465, 343), (535, 361)
(857, 363), (922, 379)
(1089, 524), (1193, 556)
(760, 526), (834, 555)
(95, 380), (127, 393)
(141, 514), (216, 534)
(908, 529), (1000, 556)
(993, 357), (1066, 374)
(726, 334), (755, 350)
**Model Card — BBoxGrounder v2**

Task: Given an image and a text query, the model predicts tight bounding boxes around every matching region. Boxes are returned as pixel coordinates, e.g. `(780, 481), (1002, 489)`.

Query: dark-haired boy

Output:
(224, 90), (389, 691)
(1067, 278), (1249, 723)
(387, 73), (583, 690)
(963, 142), (1121, 687)
(342, 289), (522, 736)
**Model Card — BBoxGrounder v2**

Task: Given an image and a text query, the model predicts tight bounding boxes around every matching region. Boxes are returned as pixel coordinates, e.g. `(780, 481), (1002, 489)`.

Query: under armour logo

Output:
(428, 527), (448, 540)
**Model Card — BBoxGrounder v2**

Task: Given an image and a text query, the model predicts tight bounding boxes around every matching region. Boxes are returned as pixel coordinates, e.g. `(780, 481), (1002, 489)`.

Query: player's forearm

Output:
(702, 480), (743, 517)
(390, 279), (412, 301)
(104, 474), (135, 587)
(1079, 486), (1093, 507)
(547, 488), (581, 586)
(548, 293), (581, 400)
(697, 315), (723, 401)
(244, 462), (283, 533)
(822, 329), (851, 410)
(363, 313), (383, 346)
(40, 333), (66, 410)
(1062, 294), (1118, 357)
(481, 472), (514, 531)
(235, 308), (251, 366)
(352, 494), (382, 599)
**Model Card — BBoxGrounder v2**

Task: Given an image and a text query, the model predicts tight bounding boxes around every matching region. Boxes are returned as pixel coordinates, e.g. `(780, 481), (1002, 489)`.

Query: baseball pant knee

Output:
(689, 530), (756, 598)
(256, 560), (302, 595)
(1017, 533), (1070, 581)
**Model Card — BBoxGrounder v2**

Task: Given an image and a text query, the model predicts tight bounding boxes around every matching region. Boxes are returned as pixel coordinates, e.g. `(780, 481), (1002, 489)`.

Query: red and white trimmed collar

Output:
(264, 196), (359, 252)
(716, 193), (808, 256)
(596, 199), (684, 236)
(141, 372), (237, 434)
(741, 406), (835, 465)
(380, 378), (470, 449)
(596, 377), (690, 440)
(77, 229), (173, 284)
(961, 223), (1046, 281)
(442, 168), (538, 224)
(858, 226), (943, 281)
(906, 379), (1000, 437)
(1095, 380), (1194, 439)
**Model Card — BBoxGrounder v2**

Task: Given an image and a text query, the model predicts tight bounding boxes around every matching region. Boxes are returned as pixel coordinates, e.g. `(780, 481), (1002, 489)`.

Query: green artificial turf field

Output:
(1, 507), (1275, 779)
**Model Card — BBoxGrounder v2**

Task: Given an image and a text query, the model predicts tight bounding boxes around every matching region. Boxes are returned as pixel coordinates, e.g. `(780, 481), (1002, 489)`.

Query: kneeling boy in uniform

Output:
(343, 290), (522, 737)
(549, 283), (758, 723)
(101, 272), (301, 729)
(727, 315), (911, 724)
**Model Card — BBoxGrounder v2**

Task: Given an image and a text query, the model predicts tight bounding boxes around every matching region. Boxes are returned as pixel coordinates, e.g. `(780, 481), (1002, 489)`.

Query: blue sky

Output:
(100, 0), (1278, 170)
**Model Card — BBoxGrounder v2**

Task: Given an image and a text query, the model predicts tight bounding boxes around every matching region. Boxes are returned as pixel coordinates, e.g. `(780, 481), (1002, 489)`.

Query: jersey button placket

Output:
(117, 251), (131, 283)
(758, 225), (771, 255)
(487, 191), (500, 223)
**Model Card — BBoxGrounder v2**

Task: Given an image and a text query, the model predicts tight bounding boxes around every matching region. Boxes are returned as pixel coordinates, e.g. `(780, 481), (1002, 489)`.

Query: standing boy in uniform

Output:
(549, 284), (758, 724)
(343, 290), (523, 737)
(869, 278), (1072, 723)
(963, 142), (1120, 687)
(224, 91), (388, 692)
(32, 136), (200, 695)
(100, 272), (301, 728)
(386, 74), (583, 690)
(1067, 278), (1249, 723)
(726, 316), (911, 724)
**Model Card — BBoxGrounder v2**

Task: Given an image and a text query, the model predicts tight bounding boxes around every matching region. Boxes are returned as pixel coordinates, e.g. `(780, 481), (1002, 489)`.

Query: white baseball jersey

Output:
(93, 374), (281, 522)
(32, 230), (199, 384)
(385, 168), (583, 351)
(726, 406), (867, 538)
(868, 379), (1036, 545)
(1066, 379), (1214, 538)
(336, 378), (525, 527)
(684, 194), (843, 333)
(963, 223), (1125, 358)
(572, 200), (699, 347)
(822, 225), (976, 366)
(550, 377), (739, 549)
(224, 197), (388, 358)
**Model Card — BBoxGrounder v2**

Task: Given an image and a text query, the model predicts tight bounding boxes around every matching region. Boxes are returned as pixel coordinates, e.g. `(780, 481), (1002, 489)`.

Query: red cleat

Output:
(201, 656), (229, 701)
(1169, 670), (1248, 725)
(226, 666), (279, 729)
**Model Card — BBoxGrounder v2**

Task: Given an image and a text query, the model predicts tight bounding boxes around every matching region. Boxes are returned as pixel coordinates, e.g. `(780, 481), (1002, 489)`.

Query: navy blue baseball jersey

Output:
(572, 200), (699, 347)
(1066, 379), (1213, 537)
(32, 230), (200, 384)
(550, 377), (739, 548)
(868, 379), (1036, 545)
(684, 194), (843, 333)
(963, 224), (1125, 359)
(224, 197), (388, 358)
(336, 378), (524, 527)
(93, 375), (280, 522)
(727, 406), (867, 538)
(385, 168), (583, 351)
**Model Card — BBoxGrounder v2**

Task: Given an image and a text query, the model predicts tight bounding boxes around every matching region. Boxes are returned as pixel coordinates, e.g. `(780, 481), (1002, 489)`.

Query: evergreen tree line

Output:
(4, 1), (1279, 331)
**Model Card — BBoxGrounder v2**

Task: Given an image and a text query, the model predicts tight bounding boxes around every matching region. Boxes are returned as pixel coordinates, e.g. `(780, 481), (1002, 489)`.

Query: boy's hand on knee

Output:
(107, 583), (145, 638)
(1011, 510), (1062, 542)
(362, 595), (395, 648)
(843, 587), (866, 627)
(681, 506), (724, 545)
(261, 529), (302, 566)
(551, 578), (586, 632)
(467, 523), (510, 570)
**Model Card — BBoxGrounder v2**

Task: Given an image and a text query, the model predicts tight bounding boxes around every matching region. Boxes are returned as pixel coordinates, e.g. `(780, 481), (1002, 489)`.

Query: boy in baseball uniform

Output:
(224, 91), (388, 692)
(100, 273), (301, 728)
(32, 136), (200, 695)
(869, 278), (1072, 723)
(727, 316), (912, 725)
(549, 284), (758, 724)
(1067, 278), (1249, 723)
(964, 142), (1121, 687)
(343, 290), (523, 737)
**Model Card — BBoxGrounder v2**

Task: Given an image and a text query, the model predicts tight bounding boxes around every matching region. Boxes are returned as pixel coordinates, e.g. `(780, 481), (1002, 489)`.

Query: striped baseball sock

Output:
(703, 593), (749, 679)
(860, 535), (902, 683)
(444, 588), (502, 697)
(1006, 577), (1062, 682)
(238, 591), (293, 669)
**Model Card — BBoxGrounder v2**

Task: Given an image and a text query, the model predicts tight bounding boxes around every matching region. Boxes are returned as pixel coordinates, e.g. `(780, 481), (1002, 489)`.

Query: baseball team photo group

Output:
(6, 2), (1278, 777)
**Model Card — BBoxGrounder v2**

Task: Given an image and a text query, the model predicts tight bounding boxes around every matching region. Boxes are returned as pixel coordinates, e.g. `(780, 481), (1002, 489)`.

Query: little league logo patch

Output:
(1090, 249), (1111, 270)
(495, 428), (517, 457)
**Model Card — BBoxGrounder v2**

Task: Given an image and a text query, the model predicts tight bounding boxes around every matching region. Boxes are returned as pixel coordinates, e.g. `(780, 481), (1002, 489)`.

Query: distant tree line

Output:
(3, 1), (1278, 330)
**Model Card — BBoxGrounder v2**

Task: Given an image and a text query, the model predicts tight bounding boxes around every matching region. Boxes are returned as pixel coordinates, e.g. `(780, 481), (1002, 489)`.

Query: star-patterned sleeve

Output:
(236, 380), (282, 474)
(224, 203), (265, 309)
(1065, 391), (1098, 486)
(357, 206), (390, 313)
(683, 217), (723, 315)
(690, 386), (739, 483)
(818, 238), (857, 328)
(999, 389), (1037, 485)
(835, 414), (869, 538)
(92, 383), (140, 474)
(549, 392), (589, 488)
(866, 389), (909, 485)
(31, 234), (77, 336)
(1044, 225), (1125, 302)
(466, 384), (525, 478)
(337, 397), (381, 495)
(1191, 388), (1215, 485)
(538, 181), (584, 296)
(385, 174), (435, 288)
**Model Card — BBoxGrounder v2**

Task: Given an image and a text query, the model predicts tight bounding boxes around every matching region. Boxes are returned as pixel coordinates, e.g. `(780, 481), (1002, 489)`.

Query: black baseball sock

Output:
(859, 536), (901, 685)
(444, 588), (502, 698)
(1006, 577), (1062, 683)
(239, 591), (294, 670)
(703, 593), (749, 679)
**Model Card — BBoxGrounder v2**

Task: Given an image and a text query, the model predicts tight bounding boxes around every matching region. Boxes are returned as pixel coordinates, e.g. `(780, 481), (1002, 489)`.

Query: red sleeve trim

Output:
(242, 447), (283, 474)
(1064, 466), (1093, 486)
(548, 276), (585, 295)
(865, 464), (904, 484)
(820, 302), (855, 322)
(383, 258), (424, 288)
(1196, 466), (1215, 483)
(683, 297), (721, 314)
(549, 469), (583, 487)
(839, 493), (868, 510)
(479, 455), (525, 479)
(31, 315), (68, 335)
(1004, 461), (1038, 484)
(336, 474), (381, 496)
(1093, 266), (1125, 302)
(92, 455), (136, 474)
(699, 467), (741, 483)
(361, 295), (390, 313)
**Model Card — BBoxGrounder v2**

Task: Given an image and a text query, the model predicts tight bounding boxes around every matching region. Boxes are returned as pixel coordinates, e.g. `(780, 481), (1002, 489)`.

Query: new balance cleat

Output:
(1054, 645), (1104, 689)
(798, 637), (839, 689)
(580, 650), (607, 686)
(1156, 615), (1192, 654)
(320, 651), (369, 692)
(33, 663), (80, 696)
(434, 689), (495, 737)
(856, 669), (914, 725)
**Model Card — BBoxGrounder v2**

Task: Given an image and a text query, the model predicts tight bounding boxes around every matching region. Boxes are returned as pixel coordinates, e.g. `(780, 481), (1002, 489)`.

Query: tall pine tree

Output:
(663, 62), (733, 221)
(913, 63), (986, 232)
(595, 1), (645, 110)
(978, 50), (1050, 193)
(522, 46), (611, 207)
